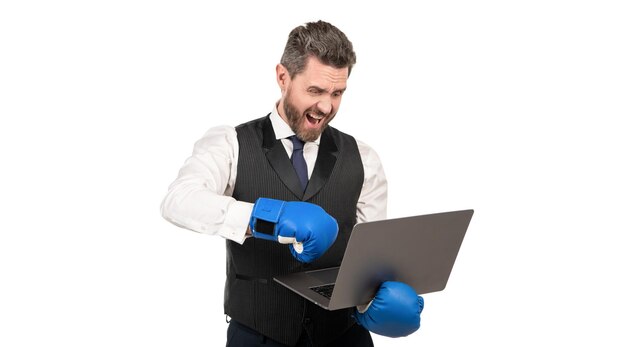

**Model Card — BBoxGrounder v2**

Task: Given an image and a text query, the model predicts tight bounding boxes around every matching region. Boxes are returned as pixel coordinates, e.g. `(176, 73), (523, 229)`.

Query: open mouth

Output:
(305, 112), (324, 126)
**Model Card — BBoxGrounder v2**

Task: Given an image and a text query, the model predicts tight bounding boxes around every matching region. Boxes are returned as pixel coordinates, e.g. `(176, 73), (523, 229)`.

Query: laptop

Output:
(274, 209), (474, 311)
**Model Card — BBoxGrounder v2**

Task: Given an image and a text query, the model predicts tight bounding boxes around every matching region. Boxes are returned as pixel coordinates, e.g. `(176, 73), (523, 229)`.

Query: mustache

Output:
(305, 108), (328, 118)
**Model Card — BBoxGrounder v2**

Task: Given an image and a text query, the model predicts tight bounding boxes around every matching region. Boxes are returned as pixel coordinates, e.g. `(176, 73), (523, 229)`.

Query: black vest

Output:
(225, 115), (364, 346)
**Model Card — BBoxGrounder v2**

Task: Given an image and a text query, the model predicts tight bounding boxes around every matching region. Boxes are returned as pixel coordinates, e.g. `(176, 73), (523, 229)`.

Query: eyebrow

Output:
(307, 86), (347, 93)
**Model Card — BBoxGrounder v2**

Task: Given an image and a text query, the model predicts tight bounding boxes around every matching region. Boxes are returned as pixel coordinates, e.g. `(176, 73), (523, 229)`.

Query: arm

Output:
(353, 141), (423, 337)
(356, 139), (388, 223)
(160, 126), (253, 244)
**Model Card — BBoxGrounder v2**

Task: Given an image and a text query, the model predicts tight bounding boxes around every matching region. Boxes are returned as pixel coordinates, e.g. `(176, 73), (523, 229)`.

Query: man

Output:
(161, 20), (423, 346)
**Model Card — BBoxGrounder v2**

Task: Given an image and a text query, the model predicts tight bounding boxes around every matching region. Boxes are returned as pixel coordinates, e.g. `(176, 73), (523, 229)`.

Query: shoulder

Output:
(354, 138), (384, 168)
(192, 125), (238, 155)
(325, 125), (358, 149)
(325, 126), (383, 164)
(325, 126), (384, 171)
(194, 114), (270, 153)
(235, 115), (270, 131)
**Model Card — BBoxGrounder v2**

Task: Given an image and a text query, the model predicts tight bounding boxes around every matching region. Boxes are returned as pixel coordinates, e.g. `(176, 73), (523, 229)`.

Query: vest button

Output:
(303, 317), (312, 324)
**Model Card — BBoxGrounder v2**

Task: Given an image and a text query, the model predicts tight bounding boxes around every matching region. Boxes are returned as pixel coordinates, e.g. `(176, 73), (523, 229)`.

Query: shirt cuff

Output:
(218, 200), (254, 244)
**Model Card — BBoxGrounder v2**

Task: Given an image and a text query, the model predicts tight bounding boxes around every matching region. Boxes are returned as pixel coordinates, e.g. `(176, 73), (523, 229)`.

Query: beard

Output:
(283, 89), (335, 142)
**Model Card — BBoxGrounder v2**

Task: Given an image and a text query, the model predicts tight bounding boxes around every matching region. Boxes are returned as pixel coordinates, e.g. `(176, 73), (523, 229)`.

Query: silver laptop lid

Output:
(328, 209), (473, 310)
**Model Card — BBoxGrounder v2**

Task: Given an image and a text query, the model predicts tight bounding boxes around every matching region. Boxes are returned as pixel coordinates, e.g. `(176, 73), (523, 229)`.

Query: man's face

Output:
(277, 56), (349, 142)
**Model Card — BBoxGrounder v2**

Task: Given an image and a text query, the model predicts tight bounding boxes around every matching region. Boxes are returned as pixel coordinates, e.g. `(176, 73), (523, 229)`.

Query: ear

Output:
(276, 63), (290, 93)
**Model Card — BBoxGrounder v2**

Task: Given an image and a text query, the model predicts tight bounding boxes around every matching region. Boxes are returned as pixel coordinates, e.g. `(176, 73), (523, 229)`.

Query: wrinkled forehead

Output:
(295, 57), (349, 89)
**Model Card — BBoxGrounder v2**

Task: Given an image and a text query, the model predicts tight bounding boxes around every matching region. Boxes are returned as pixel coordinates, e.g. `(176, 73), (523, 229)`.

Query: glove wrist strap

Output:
(250, 198), (285, 239)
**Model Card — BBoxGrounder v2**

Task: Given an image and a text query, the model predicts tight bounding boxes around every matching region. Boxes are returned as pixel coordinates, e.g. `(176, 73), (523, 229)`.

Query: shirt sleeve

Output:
(160, 126), (253, 244)
(355, 140), (388, 223)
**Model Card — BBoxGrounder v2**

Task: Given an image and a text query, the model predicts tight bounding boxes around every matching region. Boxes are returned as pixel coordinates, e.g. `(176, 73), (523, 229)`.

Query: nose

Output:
(316, 97), (332, 115)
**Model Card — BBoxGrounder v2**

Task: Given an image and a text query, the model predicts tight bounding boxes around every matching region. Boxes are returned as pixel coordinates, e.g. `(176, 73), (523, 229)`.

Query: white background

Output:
(1, 1), (625, 346)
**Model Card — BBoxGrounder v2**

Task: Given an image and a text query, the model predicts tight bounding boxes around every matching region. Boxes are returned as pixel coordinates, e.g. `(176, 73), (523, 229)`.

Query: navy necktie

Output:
(289, 135), (308, 192)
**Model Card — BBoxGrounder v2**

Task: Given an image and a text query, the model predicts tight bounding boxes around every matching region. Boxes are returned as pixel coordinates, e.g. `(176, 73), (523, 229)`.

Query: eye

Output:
(332, 90), (344, 97)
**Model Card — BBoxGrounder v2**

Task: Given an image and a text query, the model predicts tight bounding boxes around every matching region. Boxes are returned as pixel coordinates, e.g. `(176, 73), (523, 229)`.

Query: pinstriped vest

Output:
(225, 115), (364, 346)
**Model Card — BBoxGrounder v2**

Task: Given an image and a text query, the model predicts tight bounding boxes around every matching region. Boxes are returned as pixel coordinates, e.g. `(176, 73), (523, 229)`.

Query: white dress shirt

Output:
(161, 108), (388, 244)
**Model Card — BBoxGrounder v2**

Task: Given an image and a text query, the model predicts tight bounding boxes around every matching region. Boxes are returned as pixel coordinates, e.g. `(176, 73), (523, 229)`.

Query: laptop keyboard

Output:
(310, 284), (335, 299)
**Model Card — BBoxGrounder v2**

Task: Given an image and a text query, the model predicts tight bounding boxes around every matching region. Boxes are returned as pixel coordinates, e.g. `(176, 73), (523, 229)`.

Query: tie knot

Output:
(289, 135), (305, 150)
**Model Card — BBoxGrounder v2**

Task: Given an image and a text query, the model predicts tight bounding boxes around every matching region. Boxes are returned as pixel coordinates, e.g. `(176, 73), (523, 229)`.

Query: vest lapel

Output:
(303, 128), (338, 201)
(261, 117), (305, 199)
(261, 117), (339, 201)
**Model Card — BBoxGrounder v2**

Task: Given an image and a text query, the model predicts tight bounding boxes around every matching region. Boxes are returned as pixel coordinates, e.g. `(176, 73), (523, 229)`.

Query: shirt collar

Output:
(270, 105), (321, 145)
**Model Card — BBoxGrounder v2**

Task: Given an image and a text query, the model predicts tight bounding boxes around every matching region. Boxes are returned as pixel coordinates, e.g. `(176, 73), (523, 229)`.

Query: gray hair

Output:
(280, 20), (357, 78)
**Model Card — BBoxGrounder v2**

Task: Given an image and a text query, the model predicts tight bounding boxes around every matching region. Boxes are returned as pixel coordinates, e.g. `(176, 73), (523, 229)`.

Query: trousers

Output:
(226, 320), (374, 347)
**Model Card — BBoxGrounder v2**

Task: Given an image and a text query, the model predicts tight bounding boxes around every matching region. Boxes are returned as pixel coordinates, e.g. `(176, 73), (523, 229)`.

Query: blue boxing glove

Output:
(354, 281), (424, 338)
(249, 198), (338, 263)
